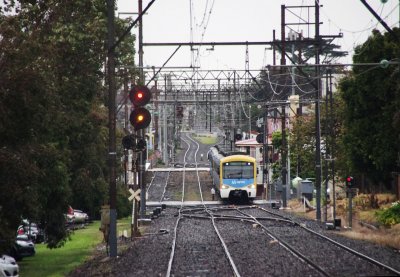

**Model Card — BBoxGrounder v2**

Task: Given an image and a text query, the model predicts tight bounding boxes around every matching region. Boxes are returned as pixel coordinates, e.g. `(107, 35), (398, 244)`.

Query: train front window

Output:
(223, 162), (254, 179)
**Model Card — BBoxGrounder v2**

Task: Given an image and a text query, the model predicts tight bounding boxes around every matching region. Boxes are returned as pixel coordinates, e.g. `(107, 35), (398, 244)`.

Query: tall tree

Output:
(0, 0), (136, 251)
(338, 28), (400, 189)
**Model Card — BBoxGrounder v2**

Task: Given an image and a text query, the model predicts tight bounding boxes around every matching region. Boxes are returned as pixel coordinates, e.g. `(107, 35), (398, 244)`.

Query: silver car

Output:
(73, 210), (89, 224)
(0, 255), (19, 277)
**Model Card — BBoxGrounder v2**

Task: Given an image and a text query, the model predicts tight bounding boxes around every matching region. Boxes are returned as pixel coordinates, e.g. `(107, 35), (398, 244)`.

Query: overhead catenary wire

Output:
(286, 67), (317, 95)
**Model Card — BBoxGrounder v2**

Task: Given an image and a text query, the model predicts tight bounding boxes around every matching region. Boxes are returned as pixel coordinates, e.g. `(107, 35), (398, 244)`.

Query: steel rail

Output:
(256, 206), (400, 276)
(235, 208), (331, 277)
(186, 132), (241, 277)
(184, 133), (205, 203)
(145, 172), (156, 196)
(207, 211), (242, 277)
(165, 135), (192, 277)
(159, 171), (171, 202)
(165, 209), (181, 277)
(146, 171), (171, 202)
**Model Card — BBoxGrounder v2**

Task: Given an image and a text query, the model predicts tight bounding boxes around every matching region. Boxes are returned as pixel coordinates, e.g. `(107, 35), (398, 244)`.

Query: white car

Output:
(0, 254), (19, 277)
(73, 210), (89, 224)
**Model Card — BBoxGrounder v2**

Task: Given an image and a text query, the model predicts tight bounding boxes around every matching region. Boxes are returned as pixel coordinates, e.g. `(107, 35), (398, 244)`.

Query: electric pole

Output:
(314, 0), (322, 221)
(107, 0), (117, 257)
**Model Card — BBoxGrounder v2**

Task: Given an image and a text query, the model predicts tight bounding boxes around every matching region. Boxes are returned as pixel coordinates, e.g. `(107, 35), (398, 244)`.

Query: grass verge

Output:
(288, 198), (400, 250)
(19, 217), (132, 277)
(192, 135), (218, 145)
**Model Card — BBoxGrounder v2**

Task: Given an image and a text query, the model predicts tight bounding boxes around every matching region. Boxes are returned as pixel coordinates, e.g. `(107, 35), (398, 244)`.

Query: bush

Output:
(376, 201), (400, 227)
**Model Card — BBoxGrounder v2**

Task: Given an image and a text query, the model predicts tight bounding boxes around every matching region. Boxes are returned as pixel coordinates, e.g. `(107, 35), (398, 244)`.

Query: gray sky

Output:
(117, 0), (399, 70)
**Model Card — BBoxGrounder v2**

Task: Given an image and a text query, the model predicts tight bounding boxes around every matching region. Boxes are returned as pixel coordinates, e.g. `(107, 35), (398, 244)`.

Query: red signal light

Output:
(129, 85), (151, 107)
(346, 176), (354, 187)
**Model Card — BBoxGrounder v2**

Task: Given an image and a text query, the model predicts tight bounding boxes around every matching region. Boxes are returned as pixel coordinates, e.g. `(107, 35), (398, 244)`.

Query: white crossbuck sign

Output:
(128, 188), (141, 202)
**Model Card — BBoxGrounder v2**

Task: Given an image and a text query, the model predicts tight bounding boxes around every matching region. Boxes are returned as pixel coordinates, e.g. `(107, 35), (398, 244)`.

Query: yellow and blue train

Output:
(208, 146), (257, 200)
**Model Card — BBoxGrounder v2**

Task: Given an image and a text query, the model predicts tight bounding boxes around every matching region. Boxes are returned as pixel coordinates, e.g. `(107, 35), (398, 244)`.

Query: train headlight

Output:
(247, 184), (256, 189)
(222, 185), (230, 189)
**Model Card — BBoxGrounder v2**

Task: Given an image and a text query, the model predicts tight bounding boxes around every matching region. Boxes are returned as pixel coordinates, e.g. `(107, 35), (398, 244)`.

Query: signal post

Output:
(127, 85), (152, 228)
(346, 176), (355, 228)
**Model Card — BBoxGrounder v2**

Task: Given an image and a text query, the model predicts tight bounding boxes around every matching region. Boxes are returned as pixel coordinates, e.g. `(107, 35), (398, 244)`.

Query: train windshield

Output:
(223, 162), (254, 179)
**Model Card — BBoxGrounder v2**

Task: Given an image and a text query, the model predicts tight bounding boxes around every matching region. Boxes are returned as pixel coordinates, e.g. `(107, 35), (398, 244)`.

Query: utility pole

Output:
(281, 105), (287, 208)
(281, 5), (286, 68)
(163, 75), (168, 164)
(324, 70), (329, 223)
(328, 68), (336, 221)
(209, 91), (212, 132)
(263, 105), (269, 201)
(138, 0), (146, 218)
(314, 0), (322, 221)
(273, 30), (276, 66)
(278, 1), (340, 220)
(124, 70), (129, 131)
(248, 105), (251, 138)
(153, 67), (159, 151)
(106, 0), (117, 258)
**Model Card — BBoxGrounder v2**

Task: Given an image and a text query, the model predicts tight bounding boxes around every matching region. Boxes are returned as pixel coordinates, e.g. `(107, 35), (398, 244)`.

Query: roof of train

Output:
(222, 154), (255, 162)
(209, 146), (255, 163)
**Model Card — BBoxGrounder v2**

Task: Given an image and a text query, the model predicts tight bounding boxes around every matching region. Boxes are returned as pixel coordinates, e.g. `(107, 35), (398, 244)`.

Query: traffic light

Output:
(346, 176), (354, 187)
(129, 85), (151, 130)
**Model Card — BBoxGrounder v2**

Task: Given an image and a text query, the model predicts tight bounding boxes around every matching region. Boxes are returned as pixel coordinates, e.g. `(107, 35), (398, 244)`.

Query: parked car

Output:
(17, 221), (45, 243)
(65, 213), (75, 225)
(73, 210), (89, 224)
(0, 254), (19, 277)
(65, 206), (90, 228)
(10, 235), (35, 261)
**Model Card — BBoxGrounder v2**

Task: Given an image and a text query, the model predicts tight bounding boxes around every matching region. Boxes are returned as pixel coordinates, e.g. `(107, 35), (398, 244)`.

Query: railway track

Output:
(241, 206), (400, 276)
(104, 132), (400, 276)
(203, 205), (400, 276)
(146, 171), (170, 202)
(166, 132), (241, 277)
(150, 133), (400, 276)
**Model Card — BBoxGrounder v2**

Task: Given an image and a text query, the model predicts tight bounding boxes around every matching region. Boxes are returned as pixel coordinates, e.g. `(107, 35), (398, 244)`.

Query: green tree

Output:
(289, 116), (316, 179)
(338, 28), (400, 190)
(0, 0), (137, 251)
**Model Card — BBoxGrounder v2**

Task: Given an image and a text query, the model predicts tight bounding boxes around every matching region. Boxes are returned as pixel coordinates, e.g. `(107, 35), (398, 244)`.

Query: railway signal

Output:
(256, 133), (263, 144)
(129, 85), (152, 130)
(345, 176), (354, 188)
(176, 105), (184, 118)
(121, 134), (147, 152)
(122, 134), (136, 150)
(234, 129), (243, 141)
(234, 133), (243, 141)
(130, 107), (151, 131)
(345, 175), (355, 228)
(136, 137), (147, 151)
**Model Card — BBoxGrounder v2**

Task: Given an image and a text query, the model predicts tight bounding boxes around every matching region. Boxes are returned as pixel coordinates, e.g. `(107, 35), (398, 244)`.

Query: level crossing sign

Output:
(128, 188), (141, 202)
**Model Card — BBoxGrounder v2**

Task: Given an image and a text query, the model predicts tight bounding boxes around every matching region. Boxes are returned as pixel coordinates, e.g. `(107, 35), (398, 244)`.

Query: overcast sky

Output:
(117, 0), (399, 70)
